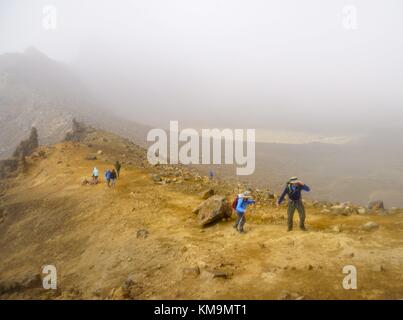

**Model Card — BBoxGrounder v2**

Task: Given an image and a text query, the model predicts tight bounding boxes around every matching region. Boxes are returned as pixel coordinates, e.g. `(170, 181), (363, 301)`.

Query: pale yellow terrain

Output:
(0, 130), (402, 300)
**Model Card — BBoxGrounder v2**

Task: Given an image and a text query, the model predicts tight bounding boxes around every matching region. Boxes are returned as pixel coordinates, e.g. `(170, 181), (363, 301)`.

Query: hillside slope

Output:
(0, 48), (150, 159)
(0, 129), (402, 299)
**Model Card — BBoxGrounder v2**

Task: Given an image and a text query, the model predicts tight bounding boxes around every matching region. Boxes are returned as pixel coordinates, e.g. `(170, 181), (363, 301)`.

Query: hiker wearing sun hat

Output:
(276, 177), (311, 231)
(233, 190), (255, 233)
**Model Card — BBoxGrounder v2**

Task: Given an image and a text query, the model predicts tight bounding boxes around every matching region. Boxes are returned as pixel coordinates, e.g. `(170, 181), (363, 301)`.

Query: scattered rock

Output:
(330, 205), (352, 215)
(362, 221), (379, 231)
(0, 281), (22, 294)
(0, 273), (41, 294)
(357, 207), (368, 214)
(85, 155), (97, 160)
(136, 229), (149, 239)
(150, 174), (162, 183)
(182, 266), (200, 279)
(331, 225), (342, 233)
(20, 273), (42, 289)
(64, 119), (91, 142)
(123, 276), (136, 289)
(368, 200), (384, 211)
(202, 269), (229, 279)
(13, 127), (39, 158)
(278, 291), (302, 300)
(109, 287), (129, 299)
(97, 150), (103, 155)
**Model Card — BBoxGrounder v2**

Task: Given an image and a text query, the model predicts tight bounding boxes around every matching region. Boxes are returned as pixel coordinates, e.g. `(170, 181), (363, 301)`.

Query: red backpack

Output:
(231, 196), (239, 210)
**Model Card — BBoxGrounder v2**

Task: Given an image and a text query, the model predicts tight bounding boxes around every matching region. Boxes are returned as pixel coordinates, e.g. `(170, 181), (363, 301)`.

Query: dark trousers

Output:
(234, 211), (246, 231)
(287, 199), (305, 230)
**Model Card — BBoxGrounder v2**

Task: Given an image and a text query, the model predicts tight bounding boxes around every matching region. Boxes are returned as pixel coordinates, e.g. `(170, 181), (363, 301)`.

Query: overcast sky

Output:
(1, 0), (403, 134)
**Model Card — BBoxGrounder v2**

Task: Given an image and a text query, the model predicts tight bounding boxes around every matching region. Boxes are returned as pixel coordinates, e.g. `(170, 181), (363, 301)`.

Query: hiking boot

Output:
(287, 228), (292, 232)
(239, 230), (246, 234)
(300, 226), (307, 231)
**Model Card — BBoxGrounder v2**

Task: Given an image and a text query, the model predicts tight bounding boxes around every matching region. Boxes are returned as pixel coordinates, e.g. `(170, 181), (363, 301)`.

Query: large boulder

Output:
(64, 119), (90, 142)
(368, 200), (384, 211)
(193, 195), (232, 227)
(13, 127), (38, 159)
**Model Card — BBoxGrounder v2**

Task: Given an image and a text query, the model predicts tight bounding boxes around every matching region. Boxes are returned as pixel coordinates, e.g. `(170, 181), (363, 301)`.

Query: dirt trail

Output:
(0, 131), (402, 299)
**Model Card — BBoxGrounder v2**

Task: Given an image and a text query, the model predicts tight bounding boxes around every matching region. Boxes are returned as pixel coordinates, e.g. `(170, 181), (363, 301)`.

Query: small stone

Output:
(357, 208), (368, 214)
(182, 266), (200, 278)
(368, 200), (384, 211)
(362, 221), (379, 231)
(136, 229), (149, 239)
(150, 174), (162, 182)
(332, 225), (342, 233)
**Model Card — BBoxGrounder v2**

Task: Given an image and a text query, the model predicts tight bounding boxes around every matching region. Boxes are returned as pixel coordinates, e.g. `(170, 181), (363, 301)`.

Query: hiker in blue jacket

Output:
(277, 177), (310, 232)
(104, 169), (112, 187)
(234, 190), (255, 233)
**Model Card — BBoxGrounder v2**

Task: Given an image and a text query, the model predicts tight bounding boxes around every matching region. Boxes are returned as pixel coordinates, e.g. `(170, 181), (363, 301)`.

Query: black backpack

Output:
(287, 183), (300, 198)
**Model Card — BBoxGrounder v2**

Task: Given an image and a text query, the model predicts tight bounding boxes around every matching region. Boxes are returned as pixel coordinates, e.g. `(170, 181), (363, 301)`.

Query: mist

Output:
(1, 0), (403, 134)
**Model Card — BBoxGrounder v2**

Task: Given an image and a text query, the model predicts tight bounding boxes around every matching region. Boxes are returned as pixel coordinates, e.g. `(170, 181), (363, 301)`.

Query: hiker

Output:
(110, 169), (117, 187)
(276, 177), (311, 232)
(233, 191), (255, 233)
(92, 167), (99, 184)
(208, 170), (214, 180)
(114, 161), (121, 178)
(104, 169), (112, 187)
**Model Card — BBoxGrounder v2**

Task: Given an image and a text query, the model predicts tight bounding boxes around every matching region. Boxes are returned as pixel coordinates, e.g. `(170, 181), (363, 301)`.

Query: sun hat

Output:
(243, 190), (252, 198)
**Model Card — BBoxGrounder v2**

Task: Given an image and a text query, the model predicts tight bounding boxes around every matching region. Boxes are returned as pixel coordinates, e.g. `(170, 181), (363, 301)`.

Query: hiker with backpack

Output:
(114, 161), (121, 178)
(276, 177), (310, 232)
(104, 169), (112, 187)
(92, 167), (99, 184)
(232, 191), (255, 233)
(110, 169), (117, 187)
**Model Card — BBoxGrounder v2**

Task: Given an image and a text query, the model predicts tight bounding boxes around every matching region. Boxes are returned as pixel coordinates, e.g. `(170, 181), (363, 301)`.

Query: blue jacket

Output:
(236, 198), (255, 213)
(278, 183), (310, 204)
(104, 170), (111, 180)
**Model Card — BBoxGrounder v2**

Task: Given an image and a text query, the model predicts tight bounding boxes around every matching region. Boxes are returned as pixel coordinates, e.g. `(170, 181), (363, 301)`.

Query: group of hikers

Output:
(91, 163), (308, 233)
(233, 176), (310, 233)
(91, 161), (122, 187)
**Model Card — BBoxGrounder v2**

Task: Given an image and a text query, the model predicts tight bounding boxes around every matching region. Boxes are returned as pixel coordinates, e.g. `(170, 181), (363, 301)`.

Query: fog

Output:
(1, 0), (403, 134)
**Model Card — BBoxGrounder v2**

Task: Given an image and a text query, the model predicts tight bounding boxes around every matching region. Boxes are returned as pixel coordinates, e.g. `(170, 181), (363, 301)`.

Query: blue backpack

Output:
(105, 170), (111, 179)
